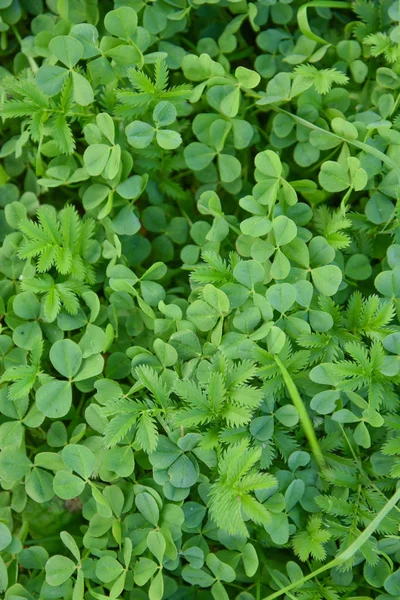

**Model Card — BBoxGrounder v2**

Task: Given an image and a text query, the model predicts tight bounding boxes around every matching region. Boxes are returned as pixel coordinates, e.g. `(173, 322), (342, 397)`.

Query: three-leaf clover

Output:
(184, 119), (242, 183)
(126, 101), (182, 150)
(83, 113), (122, 179)
(36, 35), (94, 105)
(36, 339), (103, 418)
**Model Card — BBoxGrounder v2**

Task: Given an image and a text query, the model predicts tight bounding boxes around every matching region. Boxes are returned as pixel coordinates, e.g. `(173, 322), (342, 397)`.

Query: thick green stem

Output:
(263, 485), (400, 600)
(275, 356), (325, 468)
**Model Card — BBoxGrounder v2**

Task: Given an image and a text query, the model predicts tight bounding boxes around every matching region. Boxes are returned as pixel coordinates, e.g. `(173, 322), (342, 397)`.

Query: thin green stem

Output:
(298, 2), (352, 45)
(11, 25), (39, 74)
(390, 90), (400, 117)
(339, 423), (400, 515)
(275, 355), (325, 469)
(275, 108), (400, 174)
(263, 485), (400, 600)
(24, 536), (61, 545)
(17, 521), (29, 544)
(340, 185), (353, 210)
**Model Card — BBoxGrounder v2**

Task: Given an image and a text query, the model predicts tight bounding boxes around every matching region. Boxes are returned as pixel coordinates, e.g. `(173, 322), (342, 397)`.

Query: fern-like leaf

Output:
(292, 516), (332, 562)
(209, 440), (276, 537)
(295, 64), (349, 94)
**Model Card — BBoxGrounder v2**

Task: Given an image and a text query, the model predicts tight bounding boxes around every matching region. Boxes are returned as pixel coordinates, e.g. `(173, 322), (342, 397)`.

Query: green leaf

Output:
(345, 254), (372, 281)
(149, 570), (164, 600)
(135, 492), (159, 525)
(275, 405), (299, 427)
(36, 66), (68, 96)
(153, 101), (176, 126)
(311, 265), (342, 296)
(266, 283), (296, 313)
(233, 260), (265, 288)
(104, 144), (121, 180)
(218, 153), (241, 183)
(134, 557), (158, 586)
(50, 339), (82, 378)
(96, 113), (115, 144)
(156, 129), (182, 150)
(0, 523), (12, 551)
(62, 444), (96, 479)
(84, 144), (110, 176)
(60, 531), (81, 562)
(25, 468), (54, 503)
(112, 205), (141, 236)
(117, 175), (147, 200)
(53, 470), (85, 499)
(182, 566), (215, 587)
(19, 546), (49, 569)
(125, 121), (154, 149)
(49, 36), (84, 68)
(236, 66), (260, 89)
(104, 6), (138, 38)
(45, 555), (76, 586)
(319, 161), (351, 192)
(96, 556), (124, 583)
(220, 87), (241, 118)
(168, 455), (198, 488)
(71, 71), (94, 106)
(206, 554), (236, 582)
(242, 543), (259, 577)
(255, 150), (282, 178)
(187, 300), (218, 331)
(184, 143), (216, 170)
(0, 447), (32, 481)
(79, 324), (107, 358)
(272, 216), (297, 246)
(384, 568), (400, 595)
(13, 291), (40, 319)
(147, 530), (166, 563)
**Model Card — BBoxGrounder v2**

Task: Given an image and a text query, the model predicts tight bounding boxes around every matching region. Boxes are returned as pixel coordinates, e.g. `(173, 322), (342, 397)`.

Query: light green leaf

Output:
(84, 144), (110, 176)
(96, 556), (124, 583)
(135, 492), (159, 526)
(126, 121), (155, 148)
(71, 71), (94, 106)
(62, 444), (96, 479)
(311, 265), (342, 296)
(49, 36), (84, 68)
(153, 101), (176, 126)
(50, 339), (82, 378)
(53, 470), (85, 499)
(319, 161), (351, 192)
(0, 523), (12, 551)
(36, 66), (68, 96)
(134, 557), (158, 586)
(104, 6), (138, 38)
(184, 142), (216, 170)
(36, 380), (72, 418)
(156, 129), (182, 150)
(272, 215), (297, 246)
(45, 555), (76, 586)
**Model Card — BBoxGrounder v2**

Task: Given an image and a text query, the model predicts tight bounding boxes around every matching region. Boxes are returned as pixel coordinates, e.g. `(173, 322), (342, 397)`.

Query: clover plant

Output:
(1, 1), (400, 599)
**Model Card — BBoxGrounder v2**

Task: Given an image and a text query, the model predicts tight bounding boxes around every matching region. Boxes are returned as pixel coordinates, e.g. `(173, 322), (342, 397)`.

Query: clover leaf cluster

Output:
(1, 1), (400, 599)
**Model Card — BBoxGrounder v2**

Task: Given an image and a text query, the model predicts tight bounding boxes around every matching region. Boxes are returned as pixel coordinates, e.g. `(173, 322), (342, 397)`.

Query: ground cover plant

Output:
(1, 0), (400, 598)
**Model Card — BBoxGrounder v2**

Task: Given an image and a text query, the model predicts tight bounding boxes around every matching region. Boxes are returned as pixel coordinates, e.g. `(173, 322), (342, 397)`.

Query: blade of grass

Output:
(275, 355), (325, 469)
(298, 1), (352, 45)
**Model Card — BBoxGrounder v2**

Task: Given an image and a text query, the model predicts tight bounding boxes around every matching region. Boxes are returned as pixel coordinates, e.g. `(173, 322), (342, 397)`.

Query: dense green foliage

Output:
(1, 0), (400, 598)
